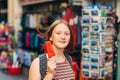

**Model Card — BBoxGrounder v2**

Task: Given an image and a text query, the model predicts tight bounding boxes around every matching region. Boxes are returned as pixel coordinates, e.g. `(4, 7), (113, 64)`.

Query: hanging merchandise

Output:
(0, 23), (19, 72)
(0, 51), (8, 63)
(16, 48), (38, 67)
(81, 5), (115, 79)
(7, 50), (21, 75)
(26, 31), (30, 47)
(0, 24), (16, 60)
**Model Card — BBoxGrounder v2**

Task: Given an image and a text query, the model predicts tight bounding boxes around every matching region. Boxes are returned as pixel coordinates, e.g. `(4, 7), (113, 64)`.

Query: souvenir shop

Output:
(0, 0), (120, 80)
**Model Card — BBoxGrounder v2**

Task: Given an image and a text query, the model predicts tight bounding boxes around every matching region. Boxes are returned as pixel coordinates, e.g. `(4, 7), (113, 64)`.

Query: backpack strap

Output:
(39, 54), (47, 80)
(39, 53), (72, 79)
(64, 53), (72, 67)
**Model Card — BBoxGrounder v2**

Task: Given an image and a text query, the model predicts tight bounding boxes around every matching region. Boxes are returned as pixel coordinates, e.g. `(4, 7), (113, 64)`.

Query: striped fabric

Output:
(53, 59), (75, 80)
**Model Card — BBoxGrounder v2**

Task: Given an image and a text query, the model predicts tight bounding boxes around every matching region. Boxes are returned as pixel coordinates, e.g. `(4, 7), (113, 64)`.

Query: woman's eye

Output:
(56, 32), (60, 35)
(65, 33), (70, 35)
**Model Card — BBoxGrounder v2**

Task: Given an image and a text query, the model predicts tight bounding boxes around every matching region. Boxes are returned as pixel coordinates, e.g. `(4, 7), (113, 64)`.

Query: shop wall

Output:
(8, 0), (14, 25)
(8, 0), (22, 39)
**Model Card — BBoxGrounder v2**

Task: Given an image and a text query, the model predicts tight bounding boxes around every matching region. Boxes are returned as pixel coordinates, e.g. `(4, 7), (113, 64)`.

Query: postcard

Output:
(82, 24), (90, 31)
(90, 40), (99, 47)
(82, 9), (90, 16)
(82, 70), (90, 77)
(91, 9), (99, 16)
(91, 24), (100, 32)
(91, 17), (100, 24)
(82, 40), (90, 47)
(82, 32), (90, 40)
(90, 32), (99, 40)
(82, 62), (90, 70)
(90, 63), (99, 70)
(90, 55), (99, 63)
(82, 16), (90, 24)
(90, 47), (100, 56)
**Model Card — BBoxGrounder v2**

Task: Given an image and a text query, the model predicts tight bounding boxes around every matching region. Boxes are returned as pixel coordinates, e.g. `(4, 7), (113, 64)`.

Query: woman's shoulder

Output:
(29, 57), (40, 80)
(32, 58), (39, 64)
(30, 57), (39, 69)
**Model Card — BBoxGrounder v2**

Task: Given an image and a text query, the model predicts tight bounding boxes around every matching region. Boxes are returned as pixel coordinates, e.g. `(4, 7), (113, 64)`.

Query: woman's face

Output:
(50, 23), (70, 50)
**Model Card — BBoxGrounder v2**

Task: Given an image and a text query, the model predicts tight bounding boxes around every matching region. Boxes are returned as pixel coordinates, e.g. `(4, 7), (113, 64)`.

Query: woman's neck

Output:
(55, 50), (64, 57)
(53, 47), (65, 63)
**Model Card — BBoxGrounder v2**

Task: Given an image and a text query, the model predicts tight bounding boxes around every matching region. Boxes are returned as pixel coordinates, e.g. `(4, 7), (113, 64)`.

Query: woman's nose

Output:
(61, 34), (65, 39)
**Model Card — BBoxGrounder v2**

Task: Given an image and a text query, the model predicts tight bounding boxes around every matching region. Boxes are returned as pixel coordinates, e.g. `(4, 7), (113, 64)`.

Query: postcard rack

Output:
(81, 5), (115, 79)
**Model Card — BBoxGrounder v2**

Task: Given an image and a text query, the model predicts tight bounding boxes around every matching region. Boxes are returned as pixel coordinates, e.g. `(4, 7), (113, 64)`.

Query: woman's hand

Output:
(43, 56), (56, 80)
(47, 56), (56, 75)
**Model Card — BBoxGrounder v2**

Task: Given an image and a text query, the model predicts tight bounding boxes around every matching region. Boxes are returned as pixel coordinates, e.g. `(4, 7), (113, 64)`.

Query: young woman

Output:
(29, 19), (75, 80)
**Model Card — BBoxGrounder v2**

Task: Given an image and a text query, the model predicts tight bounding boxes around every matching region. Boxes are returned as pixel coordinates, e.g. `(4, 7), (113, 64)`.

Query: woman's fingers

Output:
(47, 57), (56, 74)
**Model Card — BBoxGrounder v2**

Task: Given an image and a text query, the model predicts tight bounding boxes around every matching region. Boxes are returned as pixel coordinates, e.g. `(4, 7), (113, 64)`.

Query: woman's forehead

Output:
(54, 23), (69, 31)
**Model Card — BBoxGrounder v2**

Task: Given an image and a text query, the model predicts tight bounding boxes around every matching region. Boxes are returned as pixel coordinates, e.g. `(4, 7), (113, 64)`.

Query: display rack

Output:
(0, 24), (17, 70)
(81, 5), (115, 79)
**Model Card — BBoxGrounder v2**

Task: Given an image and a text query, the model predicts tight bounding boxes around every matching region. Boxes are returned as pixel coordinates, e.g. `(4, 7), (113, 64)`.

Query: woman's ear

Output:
(50, 37), (52, 41)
